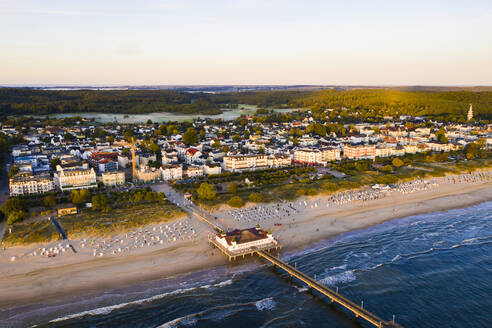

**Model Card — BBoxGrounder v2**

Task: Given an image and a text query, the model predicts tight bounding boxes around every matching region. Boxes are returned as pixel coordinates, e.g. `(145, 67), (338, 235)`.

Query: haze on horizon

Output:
(1, 0), (492, 86)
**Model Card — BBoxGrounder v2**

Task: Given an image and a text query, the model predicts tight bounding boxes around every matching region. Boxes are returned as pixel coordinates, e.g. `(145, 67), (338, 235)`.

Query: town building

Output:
(321, 147), (341, 162)
(160, 164), (183, 180)
(55, 167), (97, 191)
(184, 147), (202, 164)
(343, 144), (376, 160)
(185, 165), (204, 178)
(223, 154), (268, 172)
(101, 171), (126, 186)
(293, 148), (322, 165)
(267, 154), (292, 168)
(203, 163), (222, 175)
(9, 172), (56, 196)
(136, 165), (161, 183)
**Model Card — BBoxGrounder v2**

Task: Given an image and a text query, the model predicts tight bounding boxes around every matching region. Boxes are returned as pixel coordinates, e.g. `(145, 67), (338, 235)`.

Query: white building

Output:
(55, 167), (97, 191)
(293, 148), (322, 165)
(203, 163), (222, 175)
(214, 228), (279, 254)
(160, 164), (183, 180)
(136, 165), (161, 183)
(267, 154), (292, 168)
(321, 147), (341, 162)
(185, 165), (204, 178)
(101, 171), (125, 186)
(343, 144), (376, 160)
(9, 172), (56, 196)
(223, 154), (268, 172)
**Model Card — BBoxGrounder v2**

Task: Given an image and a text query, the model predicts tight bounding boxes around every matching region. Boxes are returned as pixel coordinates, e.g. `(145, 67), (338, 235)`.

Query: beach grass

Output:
(2, 202), (187, 247)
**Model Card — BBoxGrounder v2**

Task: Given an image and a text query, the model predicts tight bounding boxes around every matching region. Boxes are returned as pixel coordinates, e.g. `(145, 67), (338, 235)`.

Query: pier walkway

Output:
(256, 250), (402, 328)
(49, 217), (77, 253)
(188, 204), (227, 232)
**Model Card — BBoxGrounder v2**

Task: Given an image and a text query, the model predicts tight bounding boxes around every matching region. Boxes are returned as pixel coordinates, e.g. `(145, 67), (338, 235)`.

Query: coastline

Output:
(0, 179), (491, 314)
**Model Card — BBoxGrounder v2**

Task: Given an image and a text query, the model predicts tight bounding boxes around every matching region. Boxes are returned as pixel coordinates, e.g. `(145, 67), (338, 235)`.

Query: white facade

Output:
(160, 164), (183, 180)
(9, 172), (55, 196)
(293, 148), (322, 164)
(56, 167), (97, 191)
(101, 171), (125, 186)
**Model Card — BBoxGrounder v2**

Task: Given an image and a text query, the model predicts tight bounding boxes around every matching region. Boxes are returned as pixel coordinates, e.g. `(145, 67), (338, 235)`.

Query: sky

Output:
(1, 0), (492, 86)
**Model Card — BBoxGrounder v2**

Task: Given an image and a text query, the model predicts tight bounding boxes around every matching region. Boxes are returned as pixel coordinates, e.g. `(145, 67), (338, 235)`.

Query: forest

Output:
(0, 88), (490, 121)
(0, 88), (222, 115)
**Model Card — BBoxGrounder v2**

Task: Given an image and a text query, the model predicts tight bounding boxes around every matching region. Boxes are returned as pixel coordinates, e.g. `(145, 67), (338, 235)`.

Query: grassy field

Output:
(1, 201), (186, 247)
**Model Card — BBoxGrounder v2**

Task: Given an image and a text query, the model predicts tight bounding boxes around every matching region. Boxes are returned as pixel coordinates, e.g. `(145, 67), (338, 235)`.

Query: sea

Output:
(2, 202), (491, 328)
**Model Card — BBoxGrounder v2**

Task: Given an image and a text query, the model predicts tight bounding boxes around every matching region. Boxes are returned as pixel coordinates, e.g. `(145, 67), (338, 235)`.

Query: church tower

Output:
(467, 104), (473, 121)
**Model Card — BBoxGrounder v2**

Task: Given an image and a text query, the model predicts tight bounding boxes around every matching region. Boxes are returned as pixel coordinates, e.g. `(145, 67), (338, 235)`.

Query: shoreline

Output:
(0, 179), (491, 314)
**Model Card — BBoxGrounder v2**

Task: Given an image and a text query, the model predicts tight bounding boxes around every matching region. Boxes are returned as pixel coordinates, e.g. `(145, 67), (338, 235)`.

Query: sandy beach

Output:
(0, 172), (491, 310)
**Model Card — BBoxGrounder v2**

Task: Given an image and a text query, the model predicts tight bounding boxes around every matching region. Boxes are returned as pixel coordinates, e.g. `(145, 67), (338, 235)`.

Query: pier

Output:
(208, 235), (280, 261)
(256, 249), (402, 328)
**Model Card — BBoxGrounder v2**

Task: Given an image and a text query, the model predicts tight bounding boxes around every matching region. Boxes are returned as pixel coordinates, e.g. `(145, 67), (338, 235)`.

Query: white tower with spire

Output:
(467, 104), (473, 121)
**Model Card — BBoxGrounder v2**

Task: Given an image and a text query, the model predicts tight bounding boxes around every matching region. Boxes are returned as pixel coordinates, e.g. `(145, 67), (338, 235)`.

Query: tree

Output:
(228, 182), (238, 194)
(435, 128), (448, 143)
(92, 194), (112, 212)
(248, 193), (263, 203)
(70, 189), (90, 205)
(211, 140), (221, 148)
(464, 142), (481, 160)
(7, 209), (28, 225)
(1, 198), (24, 217)
(8, 166), (19, 178)
(232, 134), (242, 143)
(148, 143), (160, 154)
(196, 182), (216, 200)
(43, 195), (57, 208)
(392, 158), (404, 168)
(227, 196), (245, 208)
(121, 148), (130, 157)
(107, 135), (115, 143)
(183, 127), (198, 145)
(124, 130), (134, 142)
(50, 157), (61, 170)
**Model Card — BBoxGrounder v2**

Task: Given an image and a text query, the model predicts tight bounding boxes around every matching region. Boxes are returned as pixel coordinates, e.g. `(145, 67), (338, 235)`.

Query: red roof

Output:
(186, 148), (200, 156)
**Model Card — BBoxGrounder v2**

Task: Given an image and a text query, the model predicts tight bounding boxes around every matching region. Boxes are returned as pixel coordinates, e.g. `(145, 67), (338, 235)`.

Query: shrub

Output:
(227, 196), (245, 208)
(381, 165), (393, 172)
(248, 193), (263, 203)
(43, 195), (57, 208)
(321, 182), (339, 192)
(392, 158), (404, 168)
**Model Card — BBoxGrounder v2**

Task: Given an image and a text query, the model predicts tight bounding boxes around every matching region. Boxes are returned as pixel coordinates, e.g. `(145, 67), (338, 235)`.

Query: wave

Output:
(294, 286), (309, 292)
(320, 270), (356, 286)
(391, 254), (402, 262)
(327, 264), (347, 271)
(157, 298), (275, 328)
(255, 297), (276, 311)
(49, 279), (234, 323)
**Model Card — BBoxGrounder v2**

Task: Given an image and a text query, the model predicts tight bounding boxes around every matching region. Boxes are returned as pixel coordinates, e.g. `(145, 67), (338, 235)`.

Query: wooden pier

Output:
(256, 250), (402, 328)
(190, 208), (226, 232)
